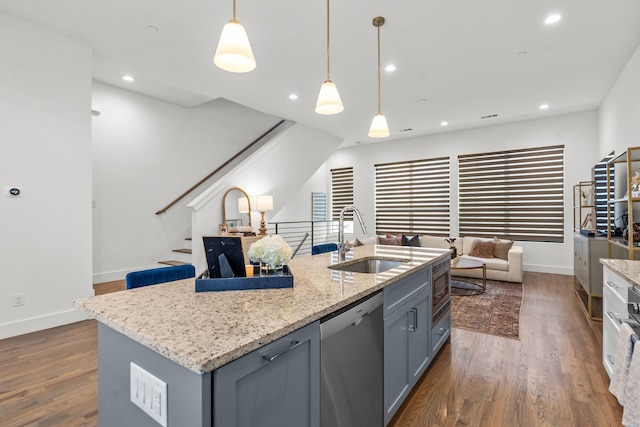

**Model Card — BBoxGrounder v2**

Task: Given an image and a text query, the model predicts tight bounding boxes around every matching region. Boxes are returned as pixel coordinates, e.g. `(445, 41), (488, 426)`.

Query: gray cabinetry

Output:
(574, 233), (608, 319)
(214, 321), (320, 427)
(383, 267), (431, 425)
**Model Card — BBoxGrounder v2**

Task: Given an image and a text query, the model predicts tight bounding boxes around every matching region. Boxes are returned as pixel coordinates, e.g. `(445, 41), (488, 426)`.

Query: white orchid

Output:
(248, 235), (293, 269)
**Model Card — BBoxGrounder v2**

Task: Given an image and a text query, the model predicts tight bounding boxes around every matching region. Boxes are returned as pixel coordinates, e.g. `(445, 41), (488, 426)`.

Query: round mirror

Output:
(222, 187), (252, 229)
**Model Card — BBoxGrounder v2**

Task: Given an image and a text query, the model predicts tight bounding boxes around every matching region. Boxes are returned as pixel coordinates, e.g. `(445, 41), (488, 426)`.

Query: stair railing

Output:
(155, 119), (286, 215)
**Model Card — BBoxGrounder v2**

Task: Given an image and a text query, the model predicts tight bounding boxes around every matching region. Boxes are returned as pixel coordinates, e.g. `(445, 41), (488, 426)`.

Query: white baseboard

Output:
(0, 309), (90, 340)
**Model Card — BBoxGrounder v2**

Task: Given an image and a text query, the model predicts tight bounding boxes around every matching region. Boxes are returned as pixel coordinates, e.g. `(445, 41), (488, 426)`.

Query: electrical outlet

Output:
(130, 362), (167, 426)
(12, 293), (25, 306)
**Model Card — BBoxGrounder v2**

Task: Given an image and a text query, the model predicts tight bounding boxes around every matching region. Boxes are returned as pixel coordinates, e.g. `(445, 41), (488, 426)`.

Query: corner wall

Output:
(0, 14), (93, 339)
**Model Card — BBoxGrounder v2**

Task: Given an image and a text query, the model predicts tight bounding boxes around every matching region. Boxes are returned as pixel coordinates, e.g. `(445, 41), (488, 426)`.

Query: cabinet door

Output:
(214, 322), (320, 427)
(409, 287), (432, 384)
(383, 304), (411, 426)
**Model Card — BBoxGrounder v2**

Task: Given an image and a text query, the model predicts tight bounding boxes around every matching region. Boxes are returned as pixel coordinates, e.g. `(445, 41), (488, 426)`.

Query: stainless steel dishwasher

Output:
(320, 291), (383, 427)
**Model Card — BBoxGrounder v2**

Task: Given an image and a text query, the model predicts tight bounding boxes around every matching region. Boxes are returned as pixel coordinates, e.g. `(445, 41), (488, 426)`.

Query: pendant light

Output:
(368, 16), (390, 138)
(214, 0), (256, 73)
(315, 0), (344, 115)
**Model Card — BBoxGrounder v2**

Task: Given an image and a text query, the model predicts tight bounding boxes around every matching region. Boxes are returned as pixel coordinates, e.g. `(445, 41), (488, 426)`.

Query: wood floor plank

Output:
(0, 272), (624, 426)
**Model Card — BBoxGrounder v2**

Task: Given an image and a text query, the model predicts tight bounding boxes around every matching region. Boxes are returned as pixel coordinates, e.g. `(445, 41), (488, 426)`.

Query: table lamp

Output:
(256, 195), (273, 235)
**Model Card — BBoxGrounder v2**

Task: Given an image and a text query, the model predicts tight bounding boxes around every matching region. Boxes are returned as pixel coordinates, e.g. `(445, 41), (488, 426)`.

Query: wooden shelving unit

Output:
(573, 181), (595, 233)
(606, 146), (640, 260)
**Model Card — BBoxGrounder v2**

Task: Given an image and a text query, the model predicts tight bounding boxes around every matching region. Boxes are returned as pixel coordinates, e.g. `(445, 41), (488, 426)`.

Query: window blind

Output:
(331, 167), (354, 220)
(458, 145), (564, 242)
(594, 155), (614, 234)
(375, 157), (450, 236)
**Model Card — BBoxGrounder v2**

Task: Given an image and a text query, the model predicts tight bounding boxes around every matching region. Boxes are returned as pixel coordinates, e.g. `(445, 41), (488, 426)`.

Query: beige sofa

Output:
(420, 235), (523, 283)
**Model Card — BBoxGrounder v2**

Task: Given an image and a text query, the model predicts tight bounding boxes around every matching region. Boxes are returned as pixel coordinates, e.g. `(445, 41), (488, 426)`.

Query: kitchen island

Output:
(76, 245), (451, 427)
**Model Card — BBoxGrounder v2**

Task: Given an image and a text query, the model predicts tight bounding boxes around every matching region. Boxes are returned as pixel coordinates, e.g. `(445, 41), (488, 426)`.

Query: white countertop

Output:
(600, 258), (640, 288)
(76, 245), (449, 374)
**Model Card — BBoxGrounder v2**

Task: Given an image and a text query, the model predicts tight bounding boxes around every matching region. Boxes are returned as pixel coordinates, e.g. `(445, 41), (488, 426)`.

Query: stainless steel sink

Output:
(329, 258), (406, 274)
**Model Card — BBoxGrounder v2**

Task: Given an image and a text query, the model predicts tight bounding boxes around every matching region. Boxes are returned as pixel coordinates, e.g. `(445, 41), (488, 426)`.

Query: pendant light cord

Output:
(232, 0), (237, 21)
(377, 24), (381, 114)
(326, 0), (331, 81)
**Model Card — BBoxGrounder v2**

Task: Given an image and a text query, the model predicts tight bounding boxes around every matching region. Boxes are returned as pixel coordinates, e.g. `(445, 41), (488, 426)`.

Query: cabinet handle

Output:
(606, 280), (631, 290)
(437, 327), (446, 336)
(408, 308), (418, 332)
(262, 340), (302, 362)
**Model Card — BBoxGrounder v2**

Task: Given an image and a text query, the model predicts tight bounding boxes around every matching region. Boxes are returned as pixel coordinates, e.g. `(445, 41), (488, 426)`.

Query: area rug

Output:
(450, 277), (523, 340)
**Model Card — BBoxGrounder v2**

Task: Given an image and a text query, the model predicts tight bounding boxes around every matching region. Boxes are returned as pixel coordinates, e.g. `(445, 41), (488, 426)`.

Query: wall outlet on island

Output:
(130, 362), (167, 427)
(12, 293), (25, 306)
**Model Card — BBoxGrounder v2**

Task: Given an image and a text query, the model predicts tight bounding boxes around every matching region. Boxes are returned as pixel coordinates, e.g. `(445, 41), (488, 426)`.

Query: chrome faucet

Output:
(338, 205), (368, 261)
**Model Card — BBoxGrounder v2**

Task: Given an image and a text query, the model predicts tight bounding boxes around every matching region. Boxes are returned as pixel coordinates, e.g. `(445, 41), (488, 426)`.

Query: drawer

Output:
(604, 282), (627, 315)
(384, 267), (430, 318)
(431, 309), (451, 353)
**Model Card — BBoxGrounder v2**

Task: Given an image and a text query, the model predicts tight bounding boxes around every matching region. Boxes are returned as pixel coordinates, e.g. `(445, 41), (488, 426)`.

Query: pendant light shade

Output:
(369, 113), (390, 138)
(316, 80), (344, 115)
(315, 0), (344, 115)
(214, 1), (256, 73)
(368, 16), (390, 138)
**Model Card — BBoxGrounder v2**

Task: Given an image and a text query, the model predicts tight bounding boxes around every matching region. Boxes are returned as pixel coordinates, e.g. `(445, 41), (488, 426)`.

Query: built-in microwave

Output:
(432, 258), (451, 322)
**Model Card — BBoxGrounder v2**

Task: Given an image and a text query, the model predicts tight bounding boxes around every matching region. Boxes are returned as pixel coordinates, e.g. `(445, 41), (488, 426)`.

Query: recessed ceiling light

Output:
(289, 94), (298, 100)
(539, 104), (549, 110)
(385, 64), (396, 72)
(122, 75), (135, 82)
(417, 98), (428, 104)
(147, 25), (159, 32)
(545, 14), (561, 25)
(517, 51), (528, 56)
(440, 121), (448, 126)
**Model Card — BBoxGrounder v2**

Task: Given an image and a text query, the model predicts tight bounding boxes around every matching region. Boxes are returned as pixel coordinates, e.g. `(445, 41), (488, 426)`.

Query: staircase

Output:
(159, 237), (192, 266)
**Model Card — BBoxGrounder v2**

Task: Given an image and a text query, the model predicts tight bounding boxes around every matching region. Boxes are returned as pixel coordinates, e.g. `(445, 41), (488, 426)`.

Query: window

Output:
(458, 145), (564, 242)
(594, 152), (615, 234)
(375, 157), (450, 236)
(331, 167), (354, 220)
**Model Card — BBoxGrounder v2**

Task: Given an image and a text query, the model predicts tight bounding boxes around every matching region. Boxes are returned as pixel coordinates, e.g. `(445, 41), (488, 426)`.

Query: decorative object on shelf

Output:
(624, 223), (640, 243)
(315, 0), (344, 115)
(368, 16), (390, 138)
(632, 170), (640, 197)
(247, 235), (292, 273)
(581, 213), (593, 230)
(256, 195), (273, 235)
(214, 0), (256, 73)
(219, 224), (229, 236)
(445, 237), (457, 259)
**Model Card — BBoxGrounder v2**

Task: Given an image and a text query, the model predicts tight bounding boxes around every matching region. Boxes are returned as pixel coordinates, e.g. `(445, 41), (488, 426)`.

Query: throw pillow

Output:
(386, 234), (403, 245)
(468, 239), (495, 258)
(402, 235), (420, 247)
(493, 236), (514, 260)
(379, 235), (399, 246)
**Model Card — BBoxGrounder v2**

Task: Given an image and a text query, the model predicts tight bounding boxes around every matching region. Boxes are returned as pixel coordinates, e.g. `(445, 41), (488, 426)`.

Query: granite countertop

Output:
(76, 245), (449, 374)
(600, 258), (640, 288)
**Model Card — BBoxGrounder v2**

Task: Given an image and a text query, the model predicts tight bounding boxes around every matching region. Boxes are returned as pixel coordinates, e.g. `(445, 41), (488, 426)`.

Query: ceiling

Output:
(2, 0), (640, 147)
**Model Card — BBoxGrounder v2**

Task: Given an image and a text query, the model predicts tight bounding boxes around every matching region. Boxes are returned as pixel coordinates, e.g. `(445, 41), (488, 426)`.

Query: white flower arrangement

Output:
(247, 235), (293, 269)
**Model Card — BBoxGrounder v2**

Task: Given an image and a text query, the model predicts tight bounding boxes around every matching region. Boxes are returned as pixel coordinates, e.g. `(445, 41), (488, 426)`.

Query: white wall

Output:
(189, 124), (342, 275)
(0, 14), (93, 339)
(326, 111), (600, 275)
(599, 44), (640, 157)
(91, 83), (281, 283)
(272, 163), (330, 222)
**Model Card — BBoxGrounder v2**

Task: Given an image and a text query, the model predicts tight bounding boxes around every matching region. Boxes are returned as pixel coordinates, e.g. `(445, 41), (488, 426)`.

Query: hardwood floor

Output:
(389, 272), (623, 427)
(0, 272), (623, 426)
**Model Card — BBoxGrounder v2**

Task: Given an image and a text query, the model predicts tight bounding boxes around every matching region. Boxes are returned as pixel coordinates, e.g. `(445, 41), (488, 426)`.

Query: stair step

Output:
(159, 260), (190, 266)
(172, 248), (192, 254)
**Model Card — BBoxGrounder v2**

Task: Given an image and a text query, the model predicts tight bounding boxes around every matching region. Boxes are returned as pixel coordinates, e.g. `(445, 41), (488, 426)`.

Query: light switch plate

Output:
(130, 362), (167, 426)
